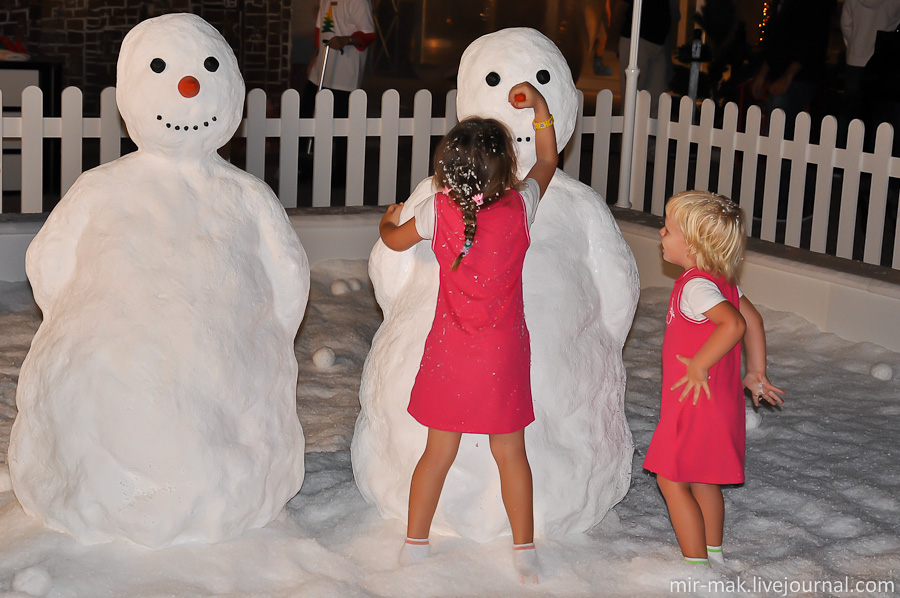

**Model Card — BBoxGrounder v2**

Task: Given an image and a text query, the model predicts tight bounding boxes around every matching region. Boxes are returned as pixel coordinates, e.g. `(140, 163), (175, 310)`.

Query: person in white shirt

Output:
(839, 0), (900, 139)
(301, 0), (375, 187)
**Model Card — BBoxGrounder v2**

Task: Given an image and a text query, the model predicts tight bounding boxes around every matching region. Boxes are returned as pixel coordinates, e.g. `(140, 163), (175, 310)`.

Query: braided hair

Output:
(433, 117), (518, 271)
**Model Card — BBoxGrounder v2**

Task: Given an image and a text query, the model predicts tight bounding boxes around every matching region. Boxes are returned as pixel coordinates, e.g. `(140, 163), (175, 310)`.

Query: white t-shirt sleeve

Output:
(680, 278), (743, 321)
(346, 0), (375, 34)
(413, 195), (436, 240)
(520, 178), (541, 227)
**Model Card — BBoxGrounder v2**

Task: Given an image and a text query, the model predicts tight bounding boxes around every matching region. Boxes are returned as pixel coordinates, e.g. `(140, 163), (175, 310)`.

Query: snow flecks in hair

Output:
(433, 117), (519, 271)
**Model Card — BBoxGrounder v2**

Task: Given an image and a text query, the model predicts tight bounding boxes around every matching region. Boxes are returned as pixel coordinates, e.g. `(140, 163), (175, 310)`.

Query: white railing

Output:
(1, 85), (899, 270)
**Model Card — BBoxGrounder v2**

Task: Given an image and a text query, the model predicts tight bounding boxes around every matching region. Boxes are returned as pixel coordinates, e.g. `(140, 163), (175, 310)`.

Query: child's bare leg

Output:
(489, 429), (534, 544)
(406, 428), (462, 540)
(656, 475), (707, 560)
(690, 483), (724, 547)
(490, 429), (539, 584)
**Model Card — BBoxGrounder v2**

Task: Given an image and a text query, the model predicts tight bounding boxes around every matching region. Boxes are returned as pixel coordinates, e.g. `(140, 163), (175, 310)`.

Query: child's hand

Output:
(381, 202), (403, 227)
(743, 372), (785, 407)
(672, 354), (711, 405)
(508, 82), (548, 114)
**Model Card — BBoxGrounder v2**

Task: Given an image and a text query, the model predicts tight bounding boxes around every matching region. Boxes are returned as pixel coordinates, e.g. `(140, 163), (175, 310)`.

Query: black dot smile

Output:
(157, 115), (218, 131)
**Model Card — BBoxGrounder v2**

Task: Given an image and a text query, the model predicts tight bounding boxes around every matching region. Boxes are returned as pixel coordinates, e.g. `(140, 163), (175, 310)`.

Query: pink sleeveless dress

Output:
(408, 188), (535, 434)
(643, 268), (745, 484)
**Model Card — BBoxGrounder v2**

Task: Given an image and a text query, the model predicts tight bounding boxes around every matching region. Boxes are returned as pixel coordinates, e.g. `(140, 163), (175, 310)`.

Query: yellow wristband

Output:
(532, 115), (554, 130)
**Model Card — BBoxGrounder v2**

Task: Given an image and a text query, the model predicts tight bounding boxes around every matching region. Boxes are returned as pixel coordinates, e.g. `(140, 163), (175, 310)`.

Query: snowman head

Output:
(457, 28), (577, 179)
(116, 13), (245, 159)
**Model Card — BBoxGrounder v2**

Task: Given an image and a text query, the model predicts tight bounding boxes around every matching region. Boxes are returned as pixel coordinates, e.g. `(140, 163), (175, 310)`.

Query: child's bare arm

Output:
(672, 300), (746, 405)
(739, 296), (785, 406)
(508, 82), (558, 198)
(379, 203), (423, 251)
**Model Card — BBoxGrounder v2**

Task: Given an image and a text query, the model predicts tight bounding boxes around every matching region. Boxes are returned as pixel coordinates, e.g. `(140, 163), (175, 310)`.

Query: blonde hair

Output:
(666, 191), (746, 283)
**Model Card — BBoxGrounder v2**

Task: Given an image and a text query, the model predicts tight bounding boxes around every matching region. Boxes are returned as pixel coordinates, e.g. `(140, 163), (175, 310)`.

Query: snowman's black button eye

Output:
(204, 57), (219, 72)
(536, 69), (551, 84)
(150, 58), (166, 73)
(485, 72), (501, 87)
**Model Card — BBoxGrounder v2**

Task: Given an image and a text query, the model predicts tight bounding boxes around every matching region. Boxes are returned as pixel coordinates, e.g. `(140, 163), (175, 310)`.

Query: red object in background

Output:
(178, 76), (200, 98)
(514, 93), (526, 102)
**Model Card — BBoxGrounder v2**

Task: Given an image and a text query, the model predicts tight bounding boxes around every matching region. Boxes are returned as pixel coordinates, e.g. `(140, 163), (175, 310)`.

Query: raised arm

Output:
(508, 82), (558, 198)
(739, 295), (785, 406)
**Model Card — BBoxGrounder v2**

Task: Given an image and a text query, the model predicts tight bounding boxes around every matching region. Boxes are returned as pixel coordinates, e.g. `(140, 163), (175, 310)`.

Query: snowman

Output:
(8, 13), (309, 548)
(352, 28), (640, 541)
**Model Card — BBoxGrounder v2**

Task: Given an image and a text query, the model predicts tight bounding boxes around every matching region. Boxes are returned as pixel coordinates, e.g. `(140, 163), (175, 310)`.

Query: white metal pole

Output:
(616, 0), (644, 209)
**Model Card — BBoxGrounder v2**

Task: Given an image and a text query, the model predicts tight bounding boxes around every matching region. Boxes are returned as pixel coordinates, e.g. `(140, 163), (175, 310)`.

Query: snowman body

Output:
(352, 28), (639, 541)
(8, 14), (308, 548)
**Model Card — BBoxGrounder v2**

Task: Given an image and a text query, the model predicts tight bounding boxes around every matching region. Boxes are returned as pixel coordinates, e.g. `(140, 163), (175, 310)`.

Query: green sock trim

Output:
(706, 545), (723, 553)
(684, 557), (709, 565)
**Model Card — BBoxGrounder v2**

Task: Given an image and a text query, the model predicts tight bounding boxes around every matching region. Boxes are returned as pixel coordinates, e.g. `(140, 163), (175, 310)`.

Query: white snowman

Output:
(8, 13), (309, 548)
(352, 28), (640, 542)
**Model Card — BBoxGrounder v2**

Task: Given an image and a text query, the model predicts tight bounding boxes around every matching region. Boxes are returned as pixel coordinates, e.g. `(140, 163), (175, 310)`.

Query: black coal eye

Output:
(536, 69), (551, 84)
(485, 72), (500, 87)
(150, 58), (166, 73)
(204, 57), (219, 72)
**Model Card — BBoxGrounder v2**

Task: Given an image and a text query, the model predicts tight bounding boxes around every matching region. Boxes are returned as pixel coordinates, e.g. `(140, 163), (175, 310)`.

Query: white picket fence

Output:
(2, 85), (899, 269)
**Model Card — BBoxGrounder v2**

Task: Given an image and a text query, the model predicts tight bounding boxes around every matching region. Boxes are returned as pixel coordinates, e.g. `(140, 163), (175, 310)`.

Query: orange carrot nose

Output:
(514, 93), (526, 102)
(178, 76), (200, 98)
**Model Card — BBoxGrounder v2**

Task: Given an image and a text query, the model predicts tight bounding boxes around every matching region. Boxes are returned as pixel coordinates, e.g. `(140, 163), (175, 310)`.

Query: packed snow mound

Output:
(8, 13), (309, 548)
(353, 28), (640, 541)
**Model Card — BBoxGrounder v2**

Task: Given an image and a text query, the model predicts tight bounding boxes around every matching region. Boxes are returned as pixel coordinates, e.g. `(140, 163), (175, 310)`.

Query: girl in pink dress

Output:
(379, 82), (557, 584)
(643, 191), (785, 567)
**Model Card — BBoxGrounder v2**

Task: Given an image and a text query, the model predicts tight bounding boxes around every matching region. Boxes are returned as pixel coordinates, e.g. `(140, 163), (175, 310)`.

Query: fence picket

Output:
(836, 119), (864, 258)
(445, 90), (458, 132)
(591, 90), (614, 201)
(99, 88), (121, 164)
(245, 89), (267, 181)
(344, 89), (368, 206)
(278, 89), (301, 208)
(312, 90), (335, 207)
(784, 112), (811, 247)
(378, 90), (400, 205)
(411, 90), (433, 191)
(648, 94), (671, 214)
(760, 109), (786, 241)
(21, 87), (43, 213)
(694, 99), (715, 191)
(810, 117), (838, 253)
(60, 87), (83, 197)
(863, 122), (893, 264)
(671, 96), (693, 195)
(738, 107), (762, 235)
(564, 91), (584, 178)
(715, 102), (738, 199)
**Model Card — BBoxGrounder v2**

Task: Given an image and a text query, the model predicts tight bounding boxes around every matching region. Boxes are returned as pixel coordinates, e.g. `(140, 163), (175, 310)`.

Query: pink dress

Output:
(643, 268), (745, 484)
(408, 187), (535, 434)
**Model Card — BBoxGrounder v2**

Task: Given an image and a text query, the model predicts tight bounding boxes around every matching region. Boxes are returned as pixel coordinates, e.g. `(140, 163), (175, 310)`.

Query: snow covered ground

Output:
(0, 258), (898, 597)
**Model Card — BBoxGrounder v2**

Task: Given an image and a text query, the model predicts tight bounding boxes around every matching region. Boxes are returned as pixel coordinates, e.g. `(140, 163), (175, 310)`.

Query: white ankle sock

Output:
(683, 556), (709, 565)
(706, 544), (725, 565)
(399, 537), (430, 566)
(513, 542), (540, 584)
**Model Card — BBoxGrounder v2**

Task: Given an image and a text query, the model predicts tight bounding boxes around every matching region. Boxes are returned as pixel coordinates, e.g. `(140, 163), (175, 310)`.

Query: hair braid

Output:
(434, 117), (518, 272)
(450, 199), (479, 271)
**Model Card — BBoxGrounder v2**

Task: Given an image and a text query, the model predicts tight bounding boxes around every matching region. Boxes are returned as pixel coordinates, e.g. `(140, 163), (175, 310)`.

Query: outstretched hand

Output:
(508, 82), (548, 115)
(671, 354), (711, 405)
(743, 372), (785, 407)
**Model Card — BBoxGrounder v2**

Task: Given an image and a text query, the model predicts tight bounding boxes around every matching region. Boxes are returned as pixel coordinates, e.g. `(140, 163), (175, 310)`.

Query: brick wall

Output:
(0, 0), (291, 114)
